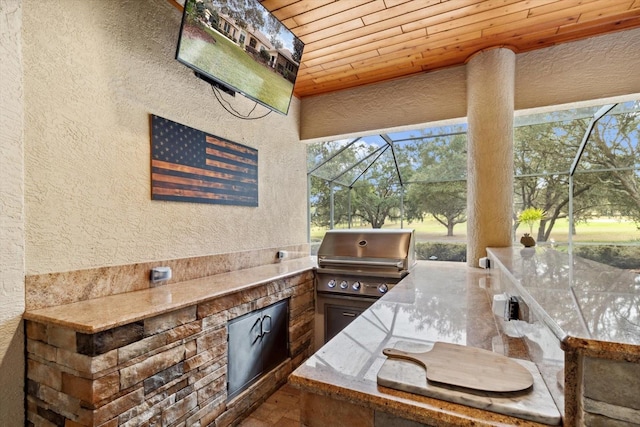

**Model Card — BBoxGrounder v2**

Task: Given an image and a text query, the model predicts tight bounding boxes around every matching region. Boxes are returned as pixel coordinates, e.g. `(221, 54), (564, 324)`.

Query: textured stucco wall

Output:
(515, 28), (640, 111)
(300, 66), (467, 142)
(300, 27), (640, 142)
(22, 0), (308, 275)
(0, 0), (26, 423)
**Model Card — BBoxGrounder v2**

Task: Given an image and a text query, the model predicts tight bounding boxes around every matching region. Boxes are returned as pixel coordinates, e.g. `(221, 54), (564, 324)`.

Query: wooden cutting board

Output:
(377, 341), (561, 425)
(382, 341), (533, 392)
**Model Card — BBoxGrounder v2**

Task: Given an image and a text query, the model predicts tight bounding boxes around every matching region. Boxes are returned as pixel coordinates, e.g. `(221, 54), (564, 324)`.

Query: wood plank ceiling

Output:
(259, 0), (640, 98)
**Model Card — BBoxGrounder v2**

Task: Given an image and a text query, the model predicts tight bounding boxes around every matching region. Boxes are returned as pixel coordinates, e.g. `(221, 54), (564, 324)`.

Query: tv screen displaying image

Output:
(176, 0), (304, 115)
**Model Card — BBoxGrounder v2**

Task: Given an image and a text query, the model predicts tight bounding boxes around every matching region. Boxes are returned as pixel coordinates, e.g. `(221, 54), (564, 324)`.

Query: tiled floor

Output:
(238, 383), (301, 427)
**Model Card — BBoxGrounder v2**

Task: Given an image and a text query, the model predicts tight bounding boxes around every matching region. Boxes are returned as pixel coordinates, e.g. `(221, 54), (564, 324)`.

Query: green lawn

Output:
(178, 23), (294, 113)
(311, 217), (640, 244)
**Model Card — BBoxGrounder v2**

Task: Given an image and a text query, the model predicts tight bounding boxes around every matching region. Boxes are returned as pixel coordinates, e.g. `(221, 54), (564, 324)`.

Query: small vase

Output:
(520, 233), (536, 247)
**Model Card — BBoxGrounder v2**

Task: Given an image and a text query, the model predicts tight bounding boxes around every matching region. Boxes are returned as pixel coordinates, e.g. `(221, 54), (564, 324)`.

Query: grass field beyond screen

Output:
(310, 217), (640, 244)
(178, 24), (294, 114)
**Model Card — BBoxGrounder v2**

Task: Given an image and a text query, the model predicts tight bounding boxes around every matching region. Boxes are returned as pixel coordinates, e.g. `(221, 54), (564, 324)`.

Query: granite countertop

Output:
(487, 247), (640, 355)
(289, 261), (562, 426)
(23, 257), (316, 333)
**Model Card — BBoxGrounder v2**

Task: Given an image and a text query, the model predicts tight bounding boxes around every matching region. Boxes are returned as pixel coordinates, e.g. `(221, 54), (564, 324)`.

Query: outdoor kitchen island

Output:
(289, 260), (564, 426)
(486, 247), (640, 426)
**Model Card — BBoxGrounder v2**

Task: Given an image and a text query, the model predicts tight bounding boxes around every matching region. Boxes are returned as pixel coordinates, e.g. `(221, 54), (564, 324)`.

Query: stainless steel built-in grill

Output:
(314, 229), (415, 350)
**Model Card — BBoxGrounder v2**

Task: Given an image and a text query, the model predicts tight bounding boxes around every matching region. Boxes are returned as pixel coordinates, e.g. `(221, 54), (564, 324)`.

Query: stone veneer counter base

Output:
(23, 257), (316, 427)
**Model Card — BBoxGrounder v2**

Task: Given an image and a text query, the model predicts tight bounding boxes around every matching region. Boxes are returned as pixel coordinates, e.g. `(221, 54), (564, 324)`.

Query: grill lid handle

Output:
(318, 258), (404, 270)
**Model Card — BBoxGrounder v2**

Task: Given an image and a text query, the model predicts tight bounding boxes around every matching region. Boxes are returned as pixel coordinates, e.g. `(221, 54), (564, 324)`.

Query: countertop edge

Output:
(288, 358), (555, 427)
(23, 258), (316, 333)
(561, 336), (640, 359)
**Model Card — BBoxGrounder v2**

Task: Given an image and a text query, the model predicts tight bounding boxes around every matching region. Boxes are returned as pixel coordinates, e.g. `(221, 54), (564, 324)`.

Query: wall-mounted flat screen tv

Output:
(176, 0), (304, 115)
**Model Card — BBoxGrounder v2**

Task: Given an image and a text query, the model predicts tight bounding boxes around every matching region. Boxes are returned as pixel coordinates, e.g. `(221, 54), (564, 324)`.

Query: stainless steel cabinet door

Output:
(325, 303), (366, 343)
(227, 299), (289, 400)
(227, 312), (263, 399)
(261, 299), (288, 373)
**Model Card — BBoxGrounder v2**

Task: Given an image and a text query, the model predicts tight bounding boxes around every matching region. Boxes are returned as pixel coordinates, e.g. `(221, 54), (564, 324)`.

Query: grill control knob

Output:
(339, 280), (349, 289)
(352, 281), (361, 291)
(378, 284), (388, 294)
(327, 279), (337, 288)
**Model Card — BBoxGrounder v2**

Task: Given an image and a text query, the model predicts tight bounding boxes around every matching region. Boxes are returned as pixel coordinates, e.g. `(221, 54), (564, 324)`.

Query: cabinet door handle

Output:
(261, 315), (272, 335)
(252, 317), (263, 343)
(342, 312), (357, 317)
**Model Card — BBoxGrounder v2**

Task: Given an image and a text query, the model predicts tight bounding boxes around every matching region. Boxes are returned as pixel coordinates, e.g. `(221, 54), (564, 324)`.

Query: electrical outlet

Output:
(150, 266), (172, 283)
(506, 296), (520, 321)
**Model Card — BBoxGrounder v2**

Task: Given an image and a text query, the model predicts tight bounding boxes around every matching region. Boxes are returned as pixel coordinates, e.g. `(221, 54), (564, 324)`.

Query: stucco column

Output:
(466, 48), (515, 267)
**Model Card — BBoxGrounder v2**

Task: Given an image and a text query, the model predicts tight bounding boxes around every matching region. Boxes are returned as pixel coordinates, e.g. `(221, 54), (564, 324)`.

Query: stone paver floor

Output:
(237, 383), (301, 427)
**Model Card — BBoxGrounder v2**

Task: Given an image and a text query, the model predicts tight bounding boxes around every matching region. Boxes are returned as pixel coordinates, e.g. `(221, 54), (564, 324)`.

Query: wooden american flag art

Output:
(151, 115), (258, 206)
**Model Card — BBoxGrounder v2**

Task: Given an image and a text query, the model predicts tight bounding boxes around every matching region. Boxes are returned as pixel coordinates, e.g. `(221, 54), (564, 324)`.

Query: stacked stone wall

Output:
(26, 272), (314, 426)
(580, 353), (640, 425)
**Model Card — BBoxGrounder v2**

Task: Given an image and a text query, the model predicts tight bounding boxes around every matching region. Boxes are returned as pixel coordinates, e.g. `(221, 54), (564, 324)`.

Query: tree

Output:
(514, 118), (603, 241)
(212, 0), (283, 43)
(308, 139), (410, 229)
(258, 49), (271, 63)
(193, 1), (207, 19)
(308, 141), (358, 228)
(262, 11), (284, 43)
(405, 132), (467, 236)
(514, 102), (640, 241)
(292, 38), (304, 63)
(309, 176), (351, 228)
(270, 37), (283, 50)
(350, 146), (408, 228)
(579, 103), (640, 223)
(351, 180), (401, 229)
(307, 102), (639, 238)
(209, 9), (220, 27)
(410, 181), (467, 236)
(212, 0), (262, 29)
